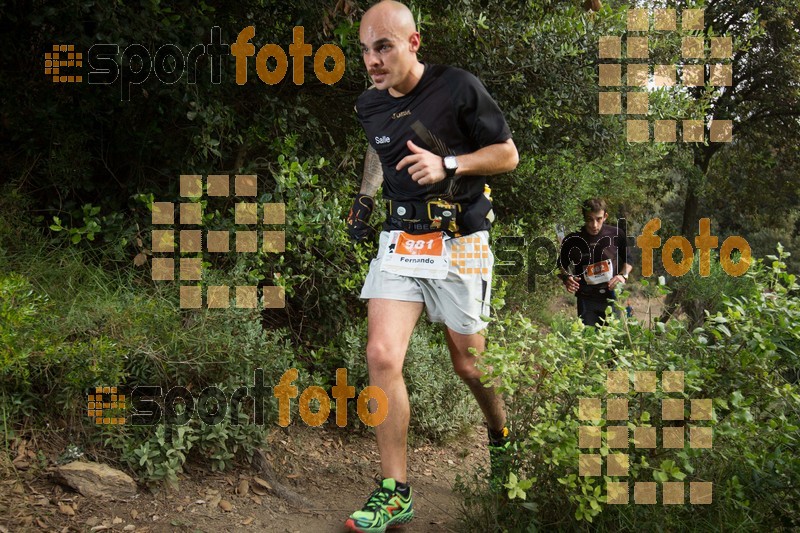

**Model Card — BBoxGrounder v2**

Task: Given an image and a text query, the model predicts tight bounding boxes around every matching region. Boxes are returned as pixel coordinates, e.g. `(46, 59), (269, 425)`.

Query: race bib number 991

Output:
(380, 231), (449, 279)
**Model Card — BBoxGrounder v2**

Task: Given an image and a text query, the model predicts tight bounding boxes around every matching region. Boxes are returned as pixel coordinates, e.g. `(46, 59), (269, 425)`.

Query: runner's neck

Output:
(389, 61), (427, 98)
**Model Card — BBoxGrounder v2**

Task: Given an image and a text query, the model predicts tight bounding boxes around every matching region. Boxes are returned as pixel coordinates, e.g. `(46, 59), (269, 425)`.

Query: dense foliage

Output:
(459, 249), (799, 531)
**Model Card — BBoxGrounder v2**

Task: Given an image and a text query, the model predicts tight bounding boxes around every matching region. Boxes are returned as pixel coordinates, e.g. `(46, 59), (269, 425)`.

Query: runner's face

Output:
(360, 18), (419, 95)
(584, 210), (607, 236)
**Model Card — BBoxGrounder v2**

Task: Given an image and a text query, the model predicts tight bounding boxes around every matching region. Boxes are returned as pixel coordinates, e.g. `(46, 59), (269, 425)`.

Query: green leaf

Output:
(508, 486), (527, 500)
(504, 472), (518, 489)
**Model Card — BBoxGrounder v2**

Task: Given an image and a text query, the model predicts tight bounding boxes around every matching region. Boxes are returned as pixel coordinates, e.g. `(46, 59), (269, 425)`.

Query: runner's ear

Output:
(408, 32), (421, 53)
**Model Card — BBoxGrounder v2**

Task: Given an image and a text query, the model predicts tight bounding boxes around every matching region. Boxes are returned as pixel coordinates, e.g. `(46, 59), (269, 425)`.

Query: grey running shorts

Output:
(360, 231), (494, 335)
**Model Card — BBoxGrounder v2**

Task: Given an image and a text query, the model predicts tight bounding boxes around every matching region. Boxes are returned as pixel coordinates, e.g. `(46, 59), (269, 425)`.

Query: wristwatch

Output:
(621, 272), (629, 281)
(443, 155), (458, 178)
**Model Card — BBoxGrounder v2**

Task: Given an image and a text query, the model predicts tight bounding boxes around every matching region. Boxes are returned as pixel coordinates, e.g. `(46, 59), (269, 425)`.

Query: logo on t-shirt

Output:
(375, 135), (391, 145)
(392, 110), (411, 120)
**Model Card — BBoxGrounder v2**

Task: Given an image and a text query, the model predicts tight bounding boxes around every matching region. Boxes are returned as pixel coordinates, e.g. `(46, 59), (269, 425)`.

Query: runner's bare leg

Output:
(366, 298), (424, 482)
(445, 328), (506, 432)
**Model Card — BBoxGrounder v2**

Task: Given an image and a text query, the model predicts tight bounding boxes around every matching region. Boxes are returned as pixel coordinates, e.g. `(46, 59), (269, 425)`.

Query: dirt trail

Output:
(549, 291), (666, 325)
(1, 425), (487, 533)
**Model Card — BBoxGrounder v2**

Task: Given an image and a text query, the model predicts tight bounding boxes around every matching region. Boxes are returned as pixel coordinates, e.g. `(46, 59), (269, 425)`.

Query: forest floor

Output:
(1, 416), (486, 533)
(1, 294), (665, 533)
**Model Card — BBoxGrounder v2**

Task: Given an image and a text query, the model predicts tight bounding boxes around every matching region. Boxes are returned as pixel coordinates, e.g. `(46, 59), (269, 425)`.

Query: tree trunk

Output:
(680, 181), (699, 237)
(661, 146), (715, 322)
(680, 148), (712, 237)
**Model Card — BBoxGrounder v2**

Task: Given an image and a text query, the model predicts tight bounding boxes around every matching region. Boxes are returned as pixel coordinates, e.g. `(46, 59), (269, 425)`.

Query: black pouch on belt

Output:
(427, 200), (461, 232)
(459, 194), (493, 234)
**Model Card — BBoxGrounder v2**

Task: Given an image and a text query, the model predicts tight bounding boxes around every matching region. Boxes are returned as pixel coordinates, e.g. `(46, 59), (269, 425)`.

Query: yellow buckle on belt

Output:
(427, 199), (461, 233)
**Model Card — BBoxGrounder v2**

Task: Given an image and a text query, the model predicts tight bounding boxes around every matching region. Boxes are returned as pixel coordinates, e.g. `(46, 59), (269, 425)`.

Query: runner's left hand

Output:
(608, 274), (626, 290)
(397, 140), (447, 186)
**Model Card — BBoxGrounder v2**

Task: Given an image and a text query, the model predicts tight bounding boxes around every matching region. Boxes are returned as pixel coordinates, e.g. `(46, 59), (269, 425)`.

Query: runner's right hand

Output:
(346, 194), (376, 242)
(564, 275), (580, 293)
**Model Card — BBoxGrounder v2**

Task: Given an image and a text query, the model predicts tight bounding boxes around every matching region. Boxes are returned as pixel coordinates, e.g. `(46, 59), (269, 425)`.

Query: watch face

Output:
(444, 156), (457, 170)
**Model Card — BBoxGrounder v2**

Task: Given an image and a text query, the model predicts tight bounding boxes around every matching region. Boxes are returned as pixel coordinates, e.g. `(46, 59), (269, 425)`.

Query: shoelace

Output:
(362, 485), (395, 511)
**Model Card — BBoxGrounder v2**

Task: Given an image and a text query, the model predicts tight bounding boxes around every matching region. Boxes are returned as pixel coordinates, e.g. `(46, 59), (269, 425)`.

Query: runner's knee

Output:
(366, 341), (404, 374)
(452, 357), (481, 381)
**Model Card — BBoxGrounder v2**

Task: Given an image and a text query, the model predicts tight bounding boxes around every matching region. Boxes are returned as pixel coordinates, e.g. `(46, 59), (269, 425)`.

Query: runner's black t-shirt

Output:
(558, 224), (629, 301)
(355, 64), (512, 204)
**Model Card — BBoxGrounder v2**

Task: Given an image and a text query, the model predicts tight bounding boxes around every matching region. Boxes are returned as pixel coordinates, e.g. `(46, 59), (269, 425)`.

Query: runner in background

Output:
(558, 198), (632, 327)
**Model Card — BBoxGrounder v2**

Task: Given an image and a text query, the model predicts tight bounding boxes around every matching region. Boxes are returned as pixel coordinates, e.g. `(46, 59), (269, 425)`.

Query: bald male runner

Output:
(344, 2), (519, 531)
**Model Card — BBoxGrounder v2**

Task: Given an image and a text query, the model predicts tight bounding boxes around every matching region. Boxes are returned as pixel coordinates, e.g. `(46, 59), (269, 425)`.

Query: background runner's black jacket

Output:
(558, 225), (629, 301)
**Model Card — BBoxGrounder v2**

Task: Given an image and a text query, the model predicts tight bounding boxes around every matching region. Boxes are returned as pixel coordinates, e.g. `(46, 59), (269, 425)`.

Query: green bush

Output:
(100, 404), (267, 489)
(457, 247), (800, 531)
(0, 268), (129, 429)
(669, 249), (756, 328)
(0, 222), (295, 484)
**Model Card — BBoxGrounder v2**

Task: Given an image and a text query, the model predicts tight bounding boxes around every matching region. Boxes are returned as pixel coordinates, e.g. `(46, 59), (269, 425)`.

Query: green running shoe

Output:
(345, 478), (414, 533)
